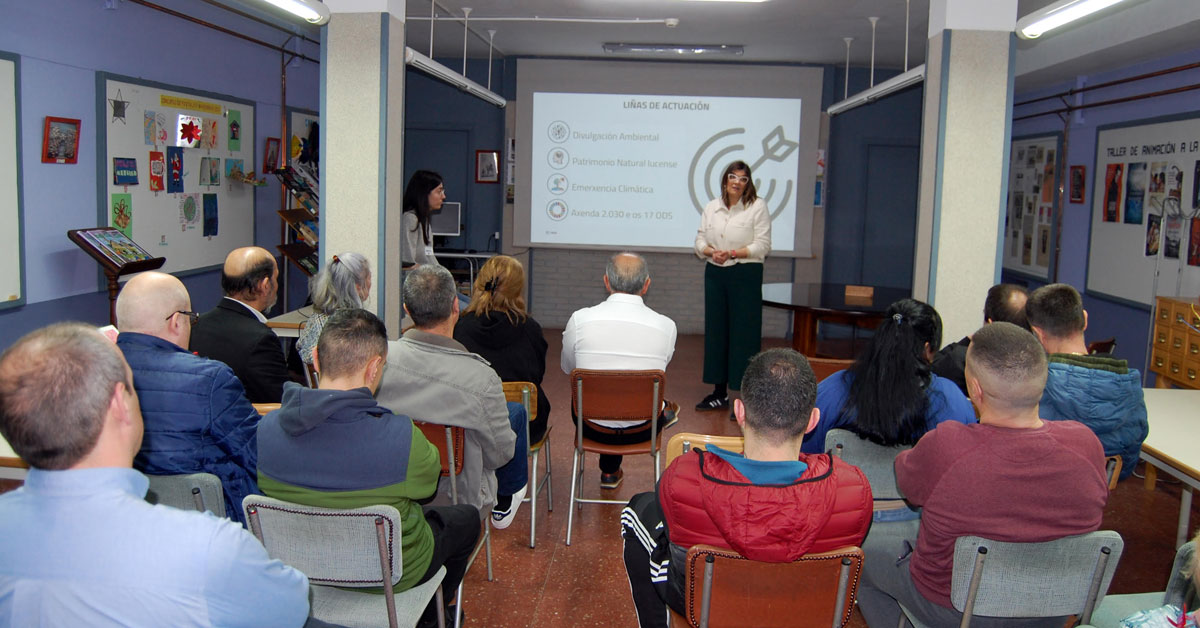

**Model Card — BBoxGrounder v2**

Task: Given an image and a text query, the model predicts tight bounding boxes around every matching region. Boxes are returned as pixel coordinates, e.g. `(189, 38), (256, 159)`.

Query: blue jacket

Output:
(116, 332), (260, 524)
(802, 370), (977, 454)
(1040, 354), (1148, 480)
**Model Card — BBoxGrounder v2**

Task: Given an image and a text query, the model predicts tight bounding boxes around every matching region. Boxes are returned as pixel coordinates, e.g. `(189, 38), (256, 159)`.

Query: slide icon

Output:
(688, 125), (798, 220)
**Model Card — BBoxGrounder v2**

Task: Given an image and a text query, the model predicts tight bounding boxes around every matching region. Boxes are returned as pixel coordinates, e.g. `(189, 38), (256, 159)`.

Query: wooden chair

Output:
(501, 381), (553, 549)
(414, 421), (489, 628)
(1104, 455), (1123, 491)
(898, 531), (1124, 628)
(566, 369), (669, 546)
(252, 403), (280, 416)
(1088, 337), (1117, 356)
(668, 544), (864, 628)
(145, 472), (226, 518)
(243, 495), (446, 628)
(665, 433), (744, 466)
(807, 357), (854, 383)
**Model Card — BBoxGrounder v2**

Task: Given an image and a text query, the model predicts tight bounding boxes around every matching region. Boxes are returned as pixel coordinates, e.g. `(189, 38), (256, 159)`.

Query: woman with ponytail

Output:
(800, 298), (975, 454)
(297, 252), (371, 365)
(454, 255), (551, 445)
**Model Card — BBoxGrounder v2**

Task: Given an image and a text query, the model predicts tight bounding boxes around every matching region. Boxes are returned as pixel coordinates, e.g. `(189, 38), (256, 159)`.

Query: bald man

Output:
(560, 252), (678, 487)
(190, 246), (291, 403)
(116, 271), (261, 524)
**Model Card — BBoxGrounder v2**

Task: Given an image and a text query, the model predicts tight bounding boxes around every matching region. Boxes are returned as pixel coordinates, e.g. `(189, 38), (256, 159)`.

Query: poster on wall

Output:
(1004, 134), (1060, 279)
(1086, 113), (1200, 306)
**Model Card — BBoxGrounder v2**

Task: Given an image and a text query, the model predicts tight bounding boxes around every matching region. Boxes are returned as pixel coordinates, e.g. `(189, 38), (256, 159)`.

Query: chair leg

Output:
(435, 585), (446, 628)
(454, 581), (464, 628)
(529, 448), (539, 549)
(544, 437), (554, 511)
(576, 452), (585, 512)
(566, 448), (581, 546)
(484, 525), (493, 582)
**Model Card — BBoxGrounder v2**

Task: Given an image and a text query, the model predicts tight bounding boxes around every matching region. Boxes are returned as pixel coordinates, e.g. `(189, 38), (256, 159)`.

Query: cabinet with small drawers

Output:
(1152, 296), (1200, 389)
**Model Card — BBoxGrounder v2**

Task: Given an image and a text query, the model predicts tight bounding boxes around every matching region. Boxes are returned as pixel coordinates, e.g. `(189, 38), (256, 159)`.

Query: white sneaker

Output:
(491, 483), (527, 530)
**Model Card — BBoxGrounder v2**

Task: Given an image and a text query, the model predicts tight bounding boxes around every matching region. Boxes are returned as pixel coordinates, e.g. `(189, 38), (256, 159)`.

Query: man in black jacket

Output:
(191, 246), (291, 403)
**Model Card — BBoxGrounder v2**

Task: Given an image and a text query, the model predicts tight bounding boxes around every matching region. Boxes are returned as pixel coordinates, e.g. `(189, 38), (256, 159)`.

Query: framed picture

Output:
(475, 149), (500, 184)
(1069, 165), (1086, 204)
(42, 116), (81, 164)
(263, 137), (281, 174)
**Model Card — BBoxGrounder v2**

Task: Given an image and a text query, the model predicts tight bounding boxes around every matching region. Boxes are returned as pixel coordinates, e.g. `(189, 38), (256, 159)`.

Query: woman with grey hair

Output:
(297, 252), (372, 365)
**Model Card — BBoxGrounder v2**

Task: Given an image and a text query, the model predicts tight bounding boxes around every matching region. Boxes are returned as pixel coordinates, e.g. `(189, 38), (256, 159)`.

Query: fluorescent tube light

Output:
(826, 64), (924, 116)
(403, 48), (507, 108)
(1016, 0), (1130, 39)
(602, 43), (744, 56)
(257, 0), (330, 25)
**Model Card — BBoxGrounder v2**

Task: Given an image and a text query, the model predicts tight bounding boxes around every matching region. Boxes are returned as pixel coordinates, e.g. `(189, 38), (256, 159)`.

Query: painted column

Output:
(322, 0), (405, 336)
(913, 0), (1017, 344)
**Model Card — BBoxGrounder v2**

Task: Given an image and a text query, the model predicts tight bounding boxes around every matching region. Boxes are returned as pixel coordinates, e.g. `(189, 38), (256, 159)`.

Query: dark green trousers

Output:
(703, 262), (763, 391)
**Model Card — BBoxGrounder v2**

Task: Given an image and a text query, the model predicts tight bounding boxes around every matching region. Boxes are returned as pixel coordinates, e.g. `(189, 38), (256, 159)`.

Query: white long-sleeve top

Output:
(693, 197), (772, 265)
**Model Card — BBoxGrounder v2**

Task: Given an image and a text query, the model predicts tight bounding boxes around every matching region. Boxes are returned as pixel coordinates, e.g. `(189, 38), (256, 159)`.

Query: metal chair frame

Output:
(502, 381), (554, 549)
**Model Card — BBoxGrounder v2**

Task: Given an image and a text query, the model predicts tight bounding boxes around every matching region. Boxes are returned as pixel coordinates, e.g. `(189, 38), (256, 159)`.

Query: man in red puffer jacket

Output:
(621, 348), (872, 628)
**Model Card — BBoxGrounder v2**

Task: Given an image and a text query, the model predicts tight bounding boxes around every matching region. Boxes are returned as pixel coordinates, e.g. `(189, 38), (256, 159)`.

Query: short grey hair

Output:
(605, 252), (649, 294)
(404, 264), (456, 328)
(0, 322), (129, 470)
(966, 322), (1048, 411)
(311, 252), (370, 315)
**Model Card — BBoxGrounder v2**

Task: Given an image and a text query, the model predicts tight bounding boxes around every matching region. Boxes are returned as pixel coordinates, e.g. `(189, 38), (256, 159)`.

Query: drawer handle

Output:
(1155, 357), (1165, 367)
(1174, 338), (1184, 349)
(1191, 345), (1199, 355)
(1171, 364), (1181, 374)
(1189, 369), (1197, 381)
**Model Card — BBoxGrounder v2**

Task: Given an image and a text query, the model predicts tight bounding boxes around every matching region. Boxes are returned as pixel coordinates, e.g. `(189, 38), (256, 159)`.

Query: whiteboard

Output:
(1003, 134), (1059, 280)
(1087, 113), (1200, 306)
(98, 74), (256, 275)
(0, 52), (23, 309)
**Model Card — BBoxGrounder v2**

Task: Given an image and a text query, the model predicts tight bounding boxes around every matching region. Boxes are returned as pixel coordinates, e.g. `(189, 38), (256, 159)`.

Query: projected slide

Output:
(530, 92), (802, 251)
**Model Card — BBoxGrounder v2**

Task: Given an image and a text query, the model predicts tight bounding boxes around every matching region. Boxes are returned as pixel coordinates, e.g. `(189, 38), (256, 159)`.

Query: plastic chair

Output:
(807, 357), (854, 383)
(145, 472), (227, 518)
(242, 495), (446, 628)
(668, 544), (864, 628)
(665, 433), (745, 466)
(501, 381), (553, 549)
(898, 531), (1125, 628)
(566, 368), (668, 546)
(413, 421), (491, 628)
(1084, 541), (1194, 627)
(825, 429), (912, 506)
(297, 320), (319, 387)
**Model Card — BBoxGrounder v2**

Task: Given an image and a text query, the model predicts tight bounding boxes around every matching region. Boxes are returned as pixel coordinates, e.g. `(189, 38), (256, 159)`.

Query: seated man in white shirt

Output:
(561, 252), (679, 489)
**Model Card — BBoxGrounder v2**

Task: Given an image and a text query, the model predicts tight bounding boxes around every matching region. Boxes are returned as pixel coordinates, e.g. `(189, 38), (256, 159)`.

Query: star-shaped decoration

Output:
(180, 120), (201, 143)
(108, 89), (129, 124)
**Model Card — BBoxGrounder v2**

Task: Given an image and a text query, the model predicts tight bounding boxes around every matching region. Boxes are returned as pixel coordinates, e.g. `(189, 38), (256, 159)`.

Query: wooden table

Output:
(265, 305), (315, 339)
(1140, 387), (1200, 547)
(761, 283), (911, 357)
(0, 432), (28, 481)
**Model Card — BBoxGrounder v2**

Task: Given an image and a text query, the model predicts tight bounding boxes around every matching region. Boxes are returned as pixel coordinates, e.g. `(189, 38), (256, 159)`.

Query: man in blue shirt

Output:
(0, 322), (311, 627)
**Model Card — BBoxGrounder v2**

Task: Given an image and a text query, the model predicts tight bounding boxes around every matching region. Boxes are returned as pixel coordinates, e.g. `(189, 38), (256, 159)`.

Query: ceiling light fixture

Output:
(1016, 0), (1130, 40)
(602, 43), (743, 56)
(255, 0), (330, 25)
(404, 48), (507, 108)
(826, 64), (924, 116)
(681, 0), (769, 3)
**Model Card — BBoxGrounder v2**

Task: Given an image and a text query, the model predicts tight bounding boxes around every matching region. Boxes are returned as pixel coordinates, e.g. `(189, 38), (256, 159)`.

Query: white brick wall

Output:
(528, 249), (797, 337)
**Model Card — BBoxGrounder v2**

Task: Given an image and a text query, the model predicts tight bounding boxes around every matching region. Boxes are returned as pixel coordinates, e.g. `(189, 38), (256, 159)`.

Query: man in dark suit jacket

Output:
(190, 246), (290, 403)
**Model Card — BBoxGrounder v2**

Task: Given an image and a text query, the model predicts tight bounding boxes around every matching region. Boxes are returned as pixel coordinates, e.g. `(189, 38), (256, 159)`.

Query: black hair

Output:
(402, 170), (443, 246)
(221, 257), (275, 298)
(983, 284), (1029, 329)
(842, 298), (943, 446)
(1025, 283), (1085, 338)
(315, 309), (388, 379)
(740, 349), (817, 440)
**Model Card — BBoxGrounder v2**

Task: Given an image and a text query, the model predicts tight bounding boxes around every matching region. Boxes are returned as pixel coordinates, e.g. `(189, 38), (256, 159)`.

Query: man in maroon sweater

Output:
(856, 322), (1109, 628)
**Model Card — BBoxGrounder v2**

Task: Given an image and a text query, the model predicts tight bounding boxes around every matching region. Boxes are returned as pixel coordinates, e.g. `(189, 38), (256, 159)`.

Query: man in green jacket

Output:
(256, 308), (479, 626)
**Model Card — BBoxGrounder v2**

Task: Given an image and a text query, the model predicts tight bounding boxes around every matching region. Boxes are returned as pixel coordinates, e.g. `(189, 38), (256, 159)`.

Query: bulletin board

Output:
(0, 51), (23, 310)
(287, 107), (318, 169)
(1086, 113), (1200, 307)
(1002, 134), (1060, 280)
(97, 73), (256, 275)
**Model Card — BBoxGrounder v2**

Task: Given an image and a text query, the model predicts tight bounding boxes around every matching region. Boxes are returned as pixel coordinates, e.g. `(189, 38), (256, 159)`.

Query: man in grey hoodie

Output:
(256, 309), (479, 626)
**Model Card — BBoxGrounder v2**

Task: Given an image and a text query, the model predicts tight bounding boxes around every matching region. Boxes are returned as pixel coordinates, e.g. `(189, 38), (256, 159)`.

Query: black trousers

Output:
(417, 504), (480, 623)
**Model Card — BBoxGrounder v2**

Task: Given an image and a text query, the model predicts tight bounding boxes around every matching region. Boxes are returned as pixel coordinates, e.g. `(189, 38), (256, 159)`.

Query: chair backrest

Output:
(807, 358), (854, 383)
(665, 432), (745, 466)
(242, 494), (402, 589)
(825, 429), (910, 502)
(569, 369), (665, 424)
(1087, 337), (1117, 356)
(949, 531), (1124, 626)
(679, 544), (864, 628)
(145, 472), (227, 518)
(501, 381), (538, 419)
(253, 403), (281, 416)
(414, 421), (466, 477)
(1163, 541), (1197, 608)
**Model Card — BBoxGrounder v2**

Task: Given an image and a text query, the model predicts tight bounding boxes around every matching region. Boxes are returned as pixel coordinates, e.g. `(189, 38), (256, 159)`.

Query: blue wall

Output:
(1009, 47), (1200, 375)
(0, 0), (320, 350)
